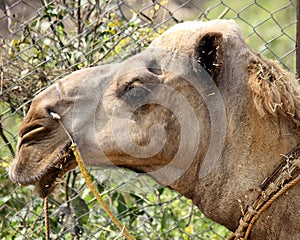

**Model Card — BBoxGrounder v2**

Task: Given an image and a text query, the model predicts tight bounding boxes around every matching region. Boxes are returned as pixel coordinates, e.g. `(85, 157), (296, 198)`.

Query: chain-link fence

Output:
(0, 0), (297, 239)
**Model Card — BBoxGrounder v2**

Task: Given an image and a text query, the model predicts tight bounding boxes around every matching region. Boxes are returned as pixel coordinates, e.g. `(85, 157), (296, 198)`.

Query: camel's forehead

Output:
(31, 84), (59, 108)
(120, 20), (242, 72)
(161, 19), (239, 34)
(151, 19), (242, 54)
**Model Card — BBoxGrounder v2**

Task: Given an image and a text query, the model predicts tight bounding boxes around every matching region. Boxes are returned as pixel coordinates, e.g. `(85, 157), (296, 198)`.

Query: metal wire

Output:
(0, 0), (297, 239)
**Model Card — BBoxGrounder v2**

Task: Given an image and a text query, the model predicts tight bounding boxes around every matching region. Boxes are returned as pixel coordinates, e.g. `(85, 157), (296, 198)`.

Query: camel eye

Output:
(124, 84), (147, 99)
(122, 80), (151, 107)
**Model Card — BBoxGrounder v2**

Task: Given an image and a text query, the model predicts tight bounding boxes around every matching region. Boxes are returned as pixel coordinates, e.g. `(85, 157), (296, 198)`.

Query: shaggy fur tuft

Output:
(248, 53), (300, 126)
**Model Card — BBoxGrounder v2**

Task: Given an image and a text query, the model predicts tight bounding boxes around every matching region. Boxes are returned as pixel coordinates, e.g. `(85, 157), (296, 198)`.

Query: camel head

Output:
(9, 19), (300, 238)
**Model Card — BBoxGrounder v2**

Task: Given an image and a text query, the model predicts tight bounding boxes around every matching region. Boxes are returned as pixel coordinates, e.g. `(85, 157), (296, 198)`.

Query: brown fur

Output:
(9, 20), (300, 239)
(248, 53), (300, 125)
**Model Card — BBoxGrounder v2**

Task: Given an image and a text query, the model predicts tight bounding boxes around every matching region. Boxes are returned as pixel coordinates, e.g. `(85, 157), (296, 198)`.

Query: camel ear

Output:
(196, 32), (223, 85)
(150, 24), (223, 84)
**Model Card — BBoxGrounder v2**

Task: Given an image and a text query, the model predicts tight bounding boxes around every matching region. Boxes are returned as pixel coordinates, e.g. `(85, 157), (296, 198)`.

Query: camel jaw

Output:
(34, 150), (77, 198)
(10, 140), (77, 198)
(36, 150), (77, 198)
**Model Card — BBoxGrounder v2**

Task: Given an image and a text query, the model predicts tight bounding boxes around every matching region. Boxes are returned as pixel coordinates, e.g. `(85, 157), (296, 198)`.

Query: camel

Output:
(8, 19), (300, 239)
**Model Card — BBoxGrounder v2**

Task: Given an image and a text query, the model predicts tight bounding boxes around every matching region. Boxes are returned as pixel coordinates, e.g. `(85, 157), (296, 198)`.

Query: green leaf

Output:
(71, 195), (89, 225)
(157, 187), (164, 195)
(57, 23), (65, 37)
(129, 193), (144, 205)
(46, 4), (58, 16)
(161, 208), (169, 230)
(116, 193), (127, 215)
(178, 219), (186, 230)
(0, 195), (11, 205)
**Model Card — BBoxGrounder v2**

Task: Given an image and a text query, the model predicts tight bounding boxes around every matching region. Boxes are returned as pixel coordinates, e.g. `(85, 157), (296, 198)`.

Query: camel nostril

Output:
(20, 124), (44, 138)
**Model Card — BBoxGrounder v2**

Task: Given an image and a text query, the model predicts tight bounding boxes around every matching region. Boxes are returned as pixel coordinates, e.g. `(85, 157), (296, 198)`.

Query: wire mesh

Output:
(0, 0), (297, 239)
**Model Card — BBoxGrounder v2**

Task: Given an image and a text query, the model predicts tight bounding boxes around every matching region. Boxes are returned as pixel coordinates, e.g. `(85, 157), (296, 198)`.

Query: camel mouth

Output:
(33, 141), (78, 198)
(11, 140), (78, 198)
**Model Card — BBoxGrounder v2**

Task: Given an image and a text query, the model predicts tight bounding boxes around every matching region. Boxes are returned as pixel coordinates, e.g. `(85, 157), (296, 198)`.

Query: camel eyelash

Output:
(116, 80), (151, 99)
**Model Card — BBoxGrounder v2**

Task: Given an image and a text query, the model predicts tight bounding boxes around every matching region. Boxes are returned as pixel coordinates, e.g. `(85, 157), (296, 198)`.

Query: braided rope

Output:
(227, 149), (300, 240)
(244, 173), (300, 239)
(44, 196), (50, 240)
(71, 143), (135, 240)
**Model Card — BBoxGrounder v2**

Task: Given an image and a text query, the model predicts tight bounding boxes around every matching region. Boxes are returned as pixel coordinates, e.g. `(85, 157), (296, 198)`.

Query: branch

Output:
(0, 120), (15, 158)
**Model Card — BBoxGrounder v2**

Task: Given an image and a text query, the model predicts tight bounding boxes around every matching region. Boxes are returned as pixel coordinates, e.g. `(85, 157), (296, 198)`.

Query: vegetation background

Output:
(0, 0), (297, 239)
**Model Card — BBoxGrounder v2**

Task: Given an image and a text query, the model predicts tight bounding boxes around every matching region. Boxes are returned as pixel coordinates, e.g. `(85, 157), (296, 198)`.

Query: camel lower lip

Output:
(34, 145), (77, 198)
(34, 168), (62, 198)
